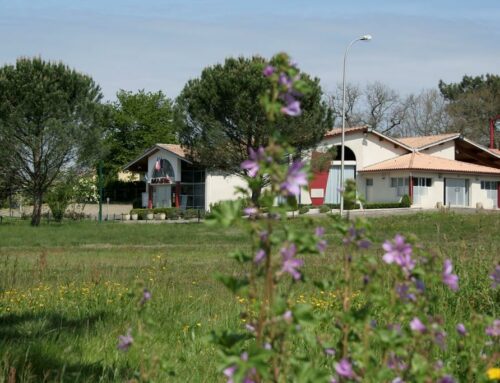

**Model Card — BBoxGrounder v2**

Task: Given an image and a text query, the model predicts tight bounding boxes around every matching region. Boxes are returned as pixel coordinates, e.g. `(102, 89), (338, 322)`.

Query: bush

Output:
(319, 205), (331, 213)
(182, 209), (202, 220)
(298, 205), (310, 215)
(401, 194), (411, 207)
(130, 208), (153, 220)
(46, 181), (74, 222)
(165, 208), (181, 220)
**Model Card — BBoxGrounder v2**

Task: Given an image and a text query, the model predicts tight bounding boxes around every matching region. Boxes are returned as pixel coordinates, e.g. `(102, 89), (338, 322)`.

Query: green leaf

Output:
(216, 274), (249, 293)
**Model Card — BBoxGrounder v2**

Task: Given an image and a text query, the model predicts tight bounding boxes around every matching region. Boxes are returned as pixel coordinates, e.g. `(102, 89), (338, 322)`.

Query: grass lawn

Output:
(0, 212), (498, 382)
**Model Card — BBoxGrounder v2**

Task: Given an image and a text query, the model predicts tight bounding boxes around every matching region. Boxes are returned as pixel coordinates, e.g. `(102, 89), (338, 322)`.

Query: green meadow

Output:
(0, 212), (498, 382)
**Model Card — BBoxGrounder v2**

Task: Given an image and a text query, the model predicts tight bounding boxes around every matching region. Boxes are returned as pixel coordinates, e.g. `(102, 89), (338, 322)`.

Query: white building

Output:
(124, 127), (500, 210)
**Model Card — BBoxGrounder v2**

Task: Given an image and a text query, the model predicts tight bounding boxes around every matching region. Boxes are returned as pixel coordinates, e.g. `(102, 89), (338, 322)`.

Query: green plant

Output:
(319, 204), (331, 213)
(401, 194), (411, 207)
(298, 205), (310, 215)
(46, 181), (74, 222)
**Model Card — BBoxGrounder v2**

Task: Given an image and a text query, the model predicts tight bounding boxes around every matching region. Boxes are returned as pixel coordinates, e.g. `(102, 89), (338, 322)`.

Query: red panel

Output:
(409, 176), (413, 204)
(309, 171), (329, 206)
(148, 186), (153, 209)
(175, 182), (181, 208)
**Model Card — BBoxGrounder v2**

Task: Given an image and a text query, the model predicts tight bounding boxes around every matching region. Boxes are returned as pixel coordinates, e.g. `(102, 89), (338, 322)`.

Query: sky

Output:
(1, 0), (499, 101)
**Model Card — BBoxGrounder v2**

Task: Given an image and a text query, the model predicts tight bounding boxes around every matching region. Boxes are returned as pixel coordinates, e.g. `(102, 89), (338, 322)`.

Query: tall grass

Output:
(0, 212), (498, 382)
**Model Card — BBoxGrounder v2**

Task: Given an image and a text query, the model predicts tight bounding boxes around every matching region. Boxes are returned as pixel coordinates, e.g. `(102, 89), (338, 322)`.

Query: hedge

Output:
(130, 208), (205, 220)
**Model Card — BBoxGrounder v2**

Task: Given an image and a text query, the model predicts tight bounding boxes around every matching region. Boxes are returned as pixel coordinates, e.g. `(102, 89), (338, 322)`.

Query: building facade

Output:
(124, 128), (500, 211)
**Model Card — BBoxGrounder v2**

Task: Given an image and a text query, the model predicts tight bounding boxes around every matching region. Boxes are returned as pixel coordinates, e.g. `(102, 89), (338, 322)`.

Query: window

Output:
(481, 181), (498, 190)
(390, 177), (409, 197)
(413, 177), (432, 187)
(366, 178), (373, 186)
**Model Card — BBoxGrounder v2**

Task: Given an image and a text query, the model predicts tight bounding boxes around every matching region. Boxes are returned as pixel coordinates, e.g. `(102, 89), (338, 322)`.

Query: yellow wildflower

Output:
(487, 368), (500, 380)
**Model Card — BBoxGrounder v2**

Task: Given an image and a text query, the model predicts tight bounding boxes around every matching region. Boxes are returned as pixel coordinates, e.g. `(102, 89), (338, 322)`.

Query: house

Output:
(305, 126), (500, 209)
(124, 127), (500, 211)
(123, 144), (245, 211)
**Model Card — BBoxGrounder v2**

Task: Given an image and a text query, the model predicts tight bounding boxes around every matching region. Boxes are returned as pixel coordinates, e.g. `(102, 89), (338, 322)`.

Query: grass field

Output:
(0, 212), (498, 382)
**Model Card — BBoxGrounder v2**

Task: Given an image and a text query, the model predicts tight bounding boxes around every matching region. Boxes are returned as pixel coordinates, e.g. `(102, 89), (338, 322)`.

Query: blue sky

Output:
(1, 0), (499, 101)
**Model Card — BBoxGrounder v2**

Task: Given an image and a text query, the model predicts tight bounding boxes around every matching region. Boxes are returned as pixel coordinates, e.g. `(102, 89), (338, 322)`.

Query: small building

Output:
(123, 144), (245, 210)
(124, 128), (500, 211)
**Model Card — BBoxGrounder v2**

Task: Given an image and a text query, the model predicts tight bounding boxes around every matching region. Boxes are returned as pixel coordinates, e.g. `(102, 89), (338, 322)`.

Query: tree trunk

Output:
(31, 192), (43, 226)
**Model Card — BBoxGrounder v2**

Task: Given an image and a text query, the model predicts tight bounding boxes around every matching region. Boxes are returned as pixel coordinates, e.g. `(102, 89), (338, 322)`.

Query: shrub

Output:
(46, 181), (74, 222)
(298, 205), (310, 215)
(130, 208), (153, 220)
(401, 194), (411, 207)
(319, 205), (331, 213)
(182, 209), (201, 220)
(165, 208), (181, 220)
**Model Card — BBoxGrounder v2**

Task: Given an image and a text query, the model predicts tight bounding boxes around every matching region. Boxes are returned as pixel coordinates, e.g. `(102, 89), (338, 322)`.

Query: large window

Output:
(481, 181), (498, 190)
(390, 177), (409, 197)
(180, 162), (205, 209)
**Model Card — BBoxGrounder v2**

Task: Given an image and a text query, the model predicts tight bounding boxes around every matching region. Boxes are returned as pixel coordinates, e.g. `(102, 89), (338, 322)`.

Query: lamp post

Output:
(340, 34), (372, 217)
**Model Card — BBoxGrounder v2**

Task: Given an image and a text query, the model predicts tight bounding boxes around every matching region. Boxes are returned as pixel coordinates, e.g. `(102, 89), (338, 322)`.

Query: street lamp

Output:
(340, 34), (372, 217)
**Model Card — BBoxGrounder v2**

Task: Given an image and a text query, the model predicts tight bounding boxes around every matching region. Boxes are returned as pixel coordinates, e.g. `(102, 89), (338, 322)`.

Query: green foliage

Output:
(298, 205), (310, 215)
(319, 205), (331, 213)
(438, 74), (500, 145)
(310, 147), (337, 173)
(0, 57), (104, 226)
(343, 178), (358, 210)
(174, 55), (332, 185)
(103, 90), (176, 179)
(401, 194), (411, 207)
(46, 182), (74, 222)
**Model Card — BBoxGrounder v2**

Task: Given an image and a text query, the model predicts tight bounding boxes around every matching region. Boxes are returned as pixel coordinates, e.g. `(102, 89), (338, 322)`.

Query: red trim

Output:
(148, 186), (153, 209)
(309, 171), (329, 206)
(175, 182), (181, 208)
(409, 176), (413, 204)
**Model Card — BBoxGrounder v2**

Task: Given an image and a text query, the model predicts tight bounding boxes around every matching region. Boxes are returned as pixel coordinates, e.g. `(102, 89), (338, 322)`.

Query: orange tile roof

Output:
(360, 152), (500, 175)
(324, 126), (368, 137)
(157, 144), (188, 158)
(395, 133), (460, 149)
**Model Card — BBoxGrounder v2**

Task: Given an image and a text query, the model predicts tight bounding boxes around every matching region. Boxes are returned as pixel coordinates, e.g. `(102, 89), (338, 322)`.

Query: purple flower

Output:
(244, 207), (258, 216)
(240, 352), (249, 362)
(264, 342), (272, 350)
(140, 288), (152, 306)
(343, 225), (371, 249)
(281, 100), (302, 116)
(245, 323), (256, 333)
(324, 348), (336, 356)
(335, 358), (355, 379)
(259, 230), (268, 242)
(223, 365), (237, 383)
(254, 249), (266, 264)
(241, 146), (266, 177)
(280, 244), (303, 281)
(396, 284), (416, 302)
(117, 328), (133, 351)
(281, 161), (307, 196)
(263, 65), (274, 77)
(278, 73), (292, 89)
(485, 319), (500, 337)
(438, 376), (456, 383)
(442, 259), (459, 291)
(392, 378), (404, 383)
(387, 353), (406, 371)
(456, 323), (467, 336)
(410, 317), (426, 333)
(490, 265), (500, 288)
(283, 310), (293, 323)
(434, 330), (447, 349)
(315, 226), (325, 237)
(317, 239), (327, 253)
(382, 235), (414, 273)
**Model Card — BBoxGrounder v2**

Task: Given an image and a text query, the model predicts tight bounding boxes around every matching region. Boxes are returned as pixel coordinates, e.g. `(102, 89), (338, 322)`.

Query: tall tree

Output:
(103, 90), (176, 178)
(175, 56), (333, 200)
(0, 57), (103, 226)
(363, 81), (406, 133)
(439, 74), (500, 145)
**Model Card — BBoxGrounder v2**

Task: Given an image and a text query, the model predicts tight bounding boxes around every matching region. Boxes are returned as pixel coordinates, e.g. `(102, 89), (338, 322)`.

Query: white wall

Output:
(419, 141), (455, 160)
(147, 148), (181, 182)
(470, 176), (499, 209)
(319, 132), (409, 169)
(205, 171), (248, 210)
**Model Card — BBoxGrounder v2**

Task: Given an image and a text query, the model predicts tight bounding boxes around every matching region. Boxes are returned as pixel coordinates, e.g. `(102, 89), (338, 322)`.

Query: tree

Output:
(397, 89), (450, 137)
(330, 83), (363, 127)
(175, 56), (333, 201)
(103, 90), (176, 178)
(0, 57), (103, 226)
(439, 74), (500, 145)
(363, 81), (406, 133)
